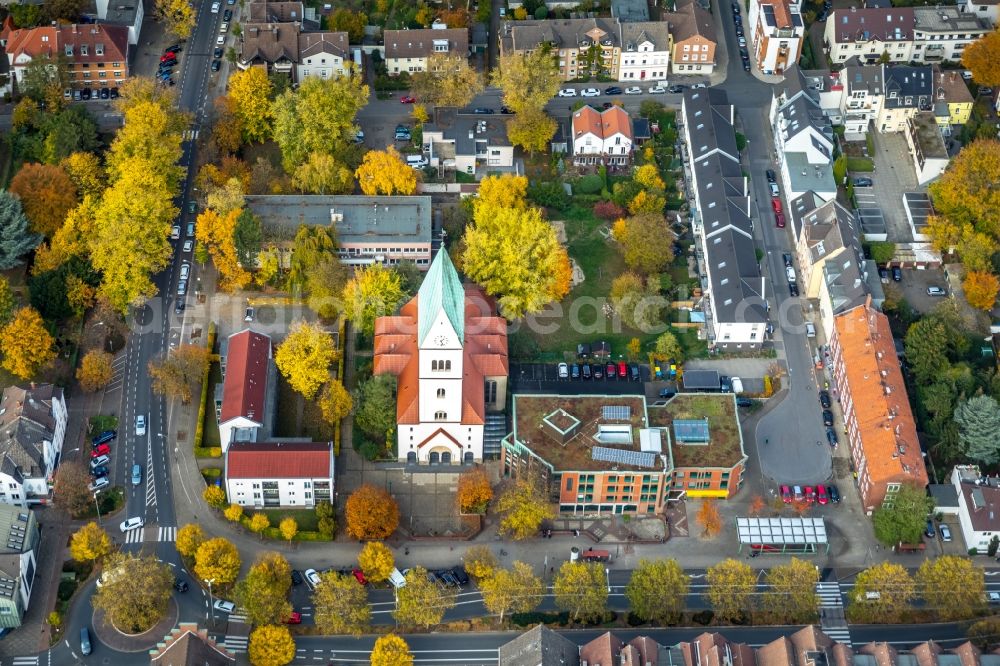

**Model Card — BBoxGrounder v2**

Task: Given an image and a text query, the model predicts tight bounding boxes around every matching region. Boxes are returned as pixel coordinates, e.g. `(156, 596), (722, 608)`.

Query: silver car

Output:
(177, 279), (187, 296)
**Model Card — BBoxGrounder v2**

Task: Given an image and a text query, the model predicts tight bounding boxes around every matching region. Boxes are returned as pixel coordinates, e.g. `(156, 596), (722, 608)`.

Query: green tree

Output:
(287, 224), (339, 294)
(353, 374), (397, 444)
(233, 209), (263, 268)
(342, 263), (407, 336)
(955, 394), (1000, 463)
(235, 552), (293, 626)
(917, 555), (984, 621)
(394, 566), (456, 629)
(496, 478), (553, 540)
(904, 317), (951, 384)
(92, 553), (173, 632)
(307, 258), (349, 319)
(654, 331), (683, 363)
(0, 191), (42, 269)
(847, 561), (915, 623)
(313, 571), (371, 635)
(610, 271), (661, 330)
(872, 483), (934, 546)
(763, 558), (819, 624)
(706, 559), (755, 623)
(327, 7), (367, 41)
(479, 561), (544, 624)
(625, 558), (688, 625)
(553, 561), (608, 623)
(0, 277), (15, 327)
(868, 241), (896, 264)
(968, 617), (1000, 649)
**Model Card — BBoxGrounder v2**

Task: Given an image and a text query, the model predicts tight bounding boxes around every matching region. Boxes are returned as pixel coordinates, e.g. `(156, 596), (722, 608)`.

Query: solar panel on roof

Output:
(673, 419), (710, 443)
(592, 446), (657, 468)
(602, 405), (631, 421)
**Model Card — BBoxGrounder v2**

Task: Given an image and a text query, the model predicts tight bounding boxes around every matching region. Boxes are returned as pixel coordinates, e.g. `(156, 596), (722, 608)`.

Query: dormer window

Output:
(65, 45), (73, 56)
(80, 44), (88, 56)
(95, 43), (104, 56)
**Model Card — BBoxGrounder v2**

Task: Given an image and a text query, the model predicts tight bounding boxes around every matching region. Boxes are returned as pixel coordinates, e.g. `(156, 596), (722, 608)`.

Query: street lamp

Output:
(205, 578), (216, 623)
(93, 492), (102, 525)
(605, 568), (611, 594)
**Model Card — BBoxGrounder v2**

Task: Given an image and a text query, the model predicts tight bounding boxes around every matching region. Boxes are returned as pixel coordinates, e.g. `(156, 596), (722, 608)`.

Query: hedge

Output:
(193, 322), (217, 450)
(335, 318), (346, 457)
(194, 447), (222, 458)
(202, 467), (222, 478)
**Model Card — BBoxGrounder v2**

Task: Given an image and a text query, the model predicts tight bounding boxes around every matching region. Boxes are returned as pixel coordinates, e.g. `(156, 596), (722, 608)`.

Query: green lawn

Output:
(274, 374), (334, 442)
(259, 507), (319, 532)
(846, 156), (875, 172)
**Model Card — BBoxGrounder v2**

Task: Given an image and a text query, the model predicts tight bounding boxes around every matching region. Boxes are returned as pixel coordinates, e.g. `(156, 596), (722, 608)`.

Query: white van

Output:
(730, 377), (744, 394)
(406, 155), (428, 169)
(388, 568), (407, 589)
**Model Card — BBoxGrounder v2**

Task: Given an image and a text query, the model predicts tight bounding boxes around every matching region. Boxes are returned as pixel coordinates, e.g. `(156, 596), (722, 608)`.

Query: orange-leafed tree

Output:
(964, 271), (1000, 310)
(748, 494), (766, 517)
(344, 484), (399, 541)
(354, 147), (418, 196)
(696, 500), (722, 538)
(457, 468), (493, 514)
(9, 163), (78, 238)
(195, 208), (252, 292)
(928, 140), (1000, 238)
(962, 31), (1000, 88)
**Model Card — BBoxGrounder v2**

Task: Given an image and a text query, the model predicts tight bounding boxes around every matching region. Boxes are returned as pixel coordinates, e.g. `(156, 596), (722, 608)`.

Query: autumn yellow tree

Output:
(175, 523), (205, 559)
(249, 513), (271, 539)
(341, 263), (407, 336)
(847, 561), (915, 623)
(355, 147), (418, 196)
(275, 321), (339, 399)
(318, 379), (353, 426)
(480, 561), (544, 624)
(496, 478), (553, 540)
(195, 208), (252, 291)
(292, 152), (354, 195)
(463, 545), (498, 581)
(358, 541), (395, 583)
(9, 163), (78, 238)
(457, 467), (493, 513)
(203, 485), (226, 508)
(706, 559), (755, 622)
(33, 197), (97, 273)
(628, 189), (666, 215)
(476, 174), (528, 212)
(634, 163), (666, 191)
(194, 537), (241, 584)
(228, 68), (274, 143)
(0, 307), (56, 379)
(224, 503), (244, 523)
(917, 555), (985, 621)
(370, 634), (414, 666)
(696, 500), (722, 538)
(928, 140), (1000, 243)
(962, 30), (1000, 87)
(154, 0), (195, 38)
(410, 53), (484, 108)
(69, 522), (112, 563)
(248, 625), (295, 666)
(492, 51), (561, 115)
(148, 343), (213, 404)
(507, 108), (558, 156)
(61, 152), (106, 199)
(279, 517), (298, 544)
(613, 214), (675, 274)
(964, 271), (999, 310)
(345, 484), (399, 540)
(77, 350), (114, 392)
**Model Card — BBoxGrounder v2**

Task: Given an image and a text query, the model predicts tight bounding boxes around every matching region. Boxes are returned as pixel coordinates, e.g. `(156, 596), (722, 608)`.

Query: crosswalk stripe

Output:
(223, 637), (248, 652)
(124, 528), (144, 544)
(229, 614), (248, 623)
(158, 526), (176, 542)
(816, 582), (852, 646)
(13, 657), (39, 665)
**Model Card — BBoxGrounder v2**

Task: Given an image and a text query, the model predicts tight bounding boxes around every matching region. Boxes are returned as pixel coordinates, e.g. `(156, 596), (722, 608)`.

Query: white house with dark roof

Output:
(617, 22), (671, 82)
(384, 26), (468, 74)
(225, 441), (333, 508)
(747, 0), (804, 74)
(297, 31), (352, 80)
(0, 505), (39, 629)
(911, 6), (990, 63)
(216, 330), (275, 453)
(423, 110), (515, 176)
(951, 465), (1000, 552)
(961, 0), (999, 26)
(681, 89), (767, 350)
(770, 67), (836, 202)
(0, 385), (66, 506)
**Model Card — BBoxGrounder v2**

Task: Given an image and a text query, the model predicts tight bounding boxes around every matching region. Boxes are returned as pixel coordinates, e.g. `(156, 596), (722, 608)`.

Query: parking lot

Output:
(888, 267), (950, 314)
(509, 362), (650, 395)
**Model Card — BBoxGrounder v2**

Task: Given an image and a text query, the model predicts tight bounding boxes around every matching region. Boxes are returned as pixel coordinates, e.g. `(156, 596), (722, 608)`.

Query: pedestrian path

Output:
(158, 526), (176, 542)
(123, 526), (177, 544)
(816, 581), (852, 646)
(221, 634), (248, 653)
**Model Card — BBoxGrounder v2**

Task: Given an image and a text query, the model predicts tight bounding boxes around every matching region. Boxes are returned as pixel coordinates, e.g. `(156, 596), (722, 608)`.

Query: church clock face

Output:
(433, 335), (449, 347)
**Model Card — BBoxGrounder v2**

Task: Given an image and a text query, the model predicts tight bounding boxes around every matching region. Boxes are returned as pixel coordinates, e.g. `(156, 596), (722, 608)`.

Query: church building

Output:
(373, 251), (508, 464)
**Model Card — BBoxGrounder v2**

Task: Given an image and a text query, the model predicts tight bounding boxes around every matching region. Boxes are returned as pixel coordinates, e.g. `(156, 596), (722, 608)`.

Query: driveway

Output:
(891, 267), (949, 314)
(357, 95), (420, 149)
(864, 132), (921, 242)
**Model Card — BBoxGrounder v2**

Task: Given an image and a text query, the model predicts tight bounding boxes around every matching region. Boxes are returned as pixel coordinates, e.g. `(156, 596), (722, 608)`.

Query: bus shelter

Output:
(736, 517), (829, 555)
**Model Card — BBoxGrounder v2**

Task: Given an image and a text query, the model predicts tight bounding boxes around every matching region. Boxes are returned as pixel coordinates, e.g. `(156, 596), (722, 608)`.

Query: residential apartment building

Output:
(911, 6), (990, 64)
(385, 26), (468, 74)
(830, 302), (928, 515)
(502, 394), (670, 515)
(224, 441), (333, 508)
(239, 24), (353, 80)
(373, 251), (508, 465)
(961, 0), (999, 26)
(770, 67), (837, 202)
(878, 64), (933, 132)
(664, 0), (717, 74)
(681, 89), (767, 349)
(905, 111), (949, 184)
(837, 61), (937, 136)
(216, 330), (275, 453)
(824, 7), (915, 64)
(499, 18), (672, 81)
(747, 0), (804, 74)
(947, 465), (1000, 552)
(296, 32), (352, 80)
(5, 24), (129, 91)
(500, 624), (1000, 666)
(571, 105), (634, 165)
(931, 66), (974, 129)
(0, 385), (67, 506)
(95, 0), (143, 45)
(0, 505), (39, 629)
(423, 110), (515, 176)
(244, 195), (434, 268)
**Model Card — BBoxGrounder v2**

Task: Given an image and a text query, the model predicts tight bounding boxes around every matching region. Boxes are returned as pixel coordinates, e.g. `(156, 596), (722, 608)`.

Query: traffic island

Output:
(92, 597), (179, 652)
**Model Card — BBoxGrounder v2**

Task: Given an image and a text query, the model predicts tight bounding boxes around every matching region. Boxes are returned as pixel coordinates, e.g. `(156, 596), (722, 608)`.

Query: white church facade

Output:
(373, 251), (508, 464)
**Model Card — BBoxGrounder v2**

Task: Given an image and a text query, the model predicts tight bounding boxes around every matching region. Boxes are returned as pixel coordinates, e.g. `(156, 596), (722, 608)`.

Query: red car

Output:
(606, 362), (617, 378)
(283, 612), (302, 624)
(771, 198), (783, 214)
(160, 53), (177, 63)
(804, 486), (816, 504)
(400, 95), (417, 104)
(91, 444), (110, 458)
(817, 484), (829, 505)
(617, 361), (627, 377)
(775, 212), (785, 228)
(780, 485), (792, 503)
(352, 568), (368, 586)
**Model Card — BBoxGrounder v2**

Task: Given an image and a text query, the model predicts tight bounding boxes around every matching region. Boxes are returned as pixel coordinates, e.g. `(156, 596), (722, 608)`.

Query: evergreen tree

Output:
(0, 191), (41, 269)
(955, 394), (1000, 464)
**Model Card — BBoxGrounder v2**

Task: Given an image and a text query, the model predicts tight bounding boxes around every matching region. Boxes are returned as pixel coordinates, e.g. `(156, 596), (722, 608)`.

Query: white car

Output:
(691, 83), (708, 89)
(216, 34), (225, 46)
(785, 266), (796, 283)
(557, 88), (577, 97)
(170, 225), (180, 240)
(135, 414), (146, 436)
(120, 517), (144, 532)
(90, 454), (110, 469)
(304, 568), (322, 589)
(624, 86), (642, 95)
(213, 599), (236, 614)
(648, 84), (666, 94)
(768, 181), (780, 197)
(580, 88), (600, 97)
(219, 22), (228, 33)
(210, 1), (220, 11)
(182, 240), (193, 253)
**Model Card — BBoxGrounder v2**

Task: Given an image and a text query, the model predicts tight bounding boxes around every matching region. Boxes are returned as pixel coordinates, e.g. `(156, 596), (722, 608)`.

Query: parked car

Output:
(793, 485), (804, 502)
(92, 444), (111, 458)
(120, 517), (144, 532)
(352, 568), (368, 586)
(940, 524), (952, 542)
(219, 22), (229, 32)
(667, 85), (684, 93)
(817, 485), (829, 505)
(826, 427), (840, 446)
(771, 198), (783, 213)
(822, 409), (834, 426)
(210, 1), (220, 11)
(879, 267), (889, 283)
(819, 390), (831, 408)
(892, 266), (902, 281)
(557, 362), (569, 379)
(91, 455), (110, 468)
(780, 485), (792, 503)
(768, 181), (780, 197)
(473, 107), (494, 114)
(617, 361), (627, 378)
(558, 88), (577, 97)
(804, 486), (816, 503)
(179, 263), (190, 280)
(177, 279), (187, 296)
(924, 518), (936, 538)
(283, 611), (302, 624)
(92, 430), (117, 446)
(853, 177), (873, 187)
(629, 364), (640, 381)
(775, 212), (785, 228)
(828, 485), (841, 503)
(582, 363), (592, 380)
(592, 364), (603, 379)
(658, 388), (676, 399)
(604, 86), (623, 95)
(926, 286), (946, 296)
(606, 361), (617, 378)
(304, 568), (321, 589)
(214, 47), (224, 58)
(691, 83), (707, 89)
(223, 9), (232, 19)
(720, 375), (733, 392)
(570, 363), (580, 380)
(782, 252), (793, 267)
(736, 397), (753, 407)
(648, 84), (667, 94)
(400, 95), (417, 104)
(182, 240), (193, 253)
(789, 282), (799, 296)
(244, 307), (255, 321)
(624, 86), (642, 94)
(211, 60), (221, 72)
(213, 599), (236, 614)
(290, 570), (303, 586)
(90, 465), (108, 478)
(785, 266), (796, 283)
(88, 477), (109, 492)
(581, 88), (600, 97)
(452, 567), (470, 586)
(170, 225), (180, 239)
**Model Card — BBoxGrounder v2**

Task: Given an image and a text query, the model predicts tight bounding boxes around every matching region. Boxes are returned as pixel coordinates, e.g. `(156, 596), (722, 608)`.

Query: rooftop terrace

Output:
(648, 393), (746, 469)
